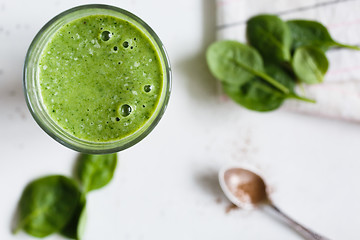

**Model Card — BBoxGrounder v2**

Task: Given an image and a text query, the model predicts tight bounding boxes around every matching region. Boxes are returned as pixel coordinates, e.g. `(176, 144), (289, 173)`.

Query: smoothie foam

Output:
(39, 14), (164, 143)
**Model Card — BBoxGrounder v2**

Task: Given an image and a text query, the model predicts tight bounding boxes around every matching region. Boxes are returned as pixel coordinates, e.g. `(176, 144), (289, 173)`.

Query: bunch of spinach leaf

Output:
(207, 14), (359, 111)
(14, 153), (117, 239)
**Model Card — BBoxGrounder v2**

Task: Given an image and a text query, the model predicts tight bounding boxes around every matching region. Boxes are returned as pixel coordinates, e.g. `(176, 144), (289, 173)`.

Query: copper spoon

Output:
(219, 167), (330, 240)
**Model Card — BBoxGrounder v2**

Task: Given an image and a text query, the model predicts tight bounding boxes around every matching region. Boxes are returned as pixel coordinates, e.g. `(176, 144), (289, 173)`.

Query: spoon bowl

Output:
(219, 167), (268, 210)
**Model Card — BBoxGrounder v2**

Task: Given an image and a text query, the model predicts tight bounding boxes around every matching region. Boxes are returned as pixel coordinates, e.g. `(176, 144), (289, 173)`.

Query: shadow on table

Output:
(0, 74), (29, 120)
(177, 0), (219, 103)
(0, 75), (25, 102)
(10, 198), (20, 234)
(194, 167), (241, 213)
(194, 168), (228, 202)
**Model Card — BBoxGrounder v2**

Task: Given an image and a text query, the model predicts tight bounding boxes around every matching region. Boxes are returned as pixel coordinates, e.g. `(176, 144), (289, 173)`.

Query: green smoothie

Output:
(38, 14), (163, 142)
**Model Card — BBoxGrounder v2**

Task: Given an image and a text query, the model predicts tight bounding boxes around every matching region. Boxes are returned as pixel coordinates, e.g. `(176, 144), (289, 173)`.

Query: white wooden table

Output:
(1, 0), (359, 239)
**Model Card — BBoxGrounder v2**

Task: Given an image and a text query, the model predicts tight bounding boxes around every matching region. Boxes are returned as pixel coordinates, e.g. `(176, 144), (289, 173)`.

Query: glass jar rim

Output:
(23, 4), (171, 154)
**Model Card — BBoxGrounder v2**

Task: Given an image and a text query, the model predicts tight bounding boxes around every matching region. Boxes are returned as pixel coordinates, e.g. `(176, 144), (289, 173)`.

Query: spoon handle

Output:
(269, 203), (330, 240)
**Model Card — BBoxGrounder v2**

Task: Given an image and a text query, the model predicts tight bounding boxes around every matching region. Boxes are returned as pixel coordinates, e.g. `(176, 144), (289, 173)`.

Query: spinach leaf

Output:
(287, 20), (360, 51)
(264, 62), (295, 91)
(206, 40), (289, 93)
(76, 153), (117, 193)
(222, 62), (290, 111)
(292, 46), (329, 84)
(265, 62), (315, 103)
(246, 14), (292, 62)
(60, 196), (86, 239)
(76, 205), (87, 240)
(16, 175), (81, 238)
(206, 40), (264, 86)
(222, 78), (286, 112)
(223, 62), (314, 111)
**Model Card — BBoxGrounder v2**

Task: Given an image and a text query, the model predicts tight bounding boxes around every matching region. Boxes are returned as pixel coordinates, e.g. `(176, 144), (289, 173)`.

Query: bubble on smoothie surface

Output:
(144, 85), (152, 93)
(123, 41), (129, 48)
(101, 31), (111, 41)
(120, 104), (132, 117)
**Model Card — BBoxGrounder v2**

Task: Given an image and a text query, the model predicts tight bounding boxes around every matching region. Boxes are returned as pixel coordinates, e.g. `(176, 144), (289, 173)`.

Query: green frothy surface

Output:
(39, 15), (163, 142)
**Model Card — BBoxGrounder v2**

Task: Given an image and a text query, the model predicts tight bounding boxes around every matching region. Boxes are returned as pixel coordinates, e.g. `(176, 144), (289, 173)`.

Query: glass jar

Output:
(24, 4), (171, 154)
